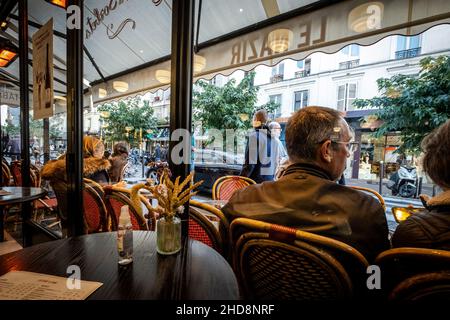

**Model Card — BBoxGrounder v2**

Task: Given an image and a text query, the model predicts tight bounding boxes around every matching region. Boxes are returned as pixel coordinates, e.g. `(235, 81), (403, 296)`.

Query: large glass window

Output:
(293, 90), (309, 111)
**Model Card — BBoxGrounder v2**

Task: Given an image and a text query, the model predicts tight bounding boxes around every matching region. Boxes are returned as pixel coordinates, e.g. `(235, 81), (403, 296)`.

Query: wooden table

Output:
(0, 231), (240, 300)
(0, 187), (47, 242)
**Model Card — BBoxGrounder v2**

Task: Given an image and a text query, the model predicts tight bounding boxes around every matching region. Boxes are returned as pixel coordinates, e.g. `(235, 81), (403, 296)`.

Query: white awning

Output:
(1, 0), (449, 106)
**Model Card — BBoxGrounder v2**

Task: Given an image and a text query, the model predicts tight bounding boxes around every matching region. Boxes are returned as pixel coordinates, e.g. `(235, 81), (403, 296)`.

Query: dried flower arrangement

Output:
(130, 169), (203, 221)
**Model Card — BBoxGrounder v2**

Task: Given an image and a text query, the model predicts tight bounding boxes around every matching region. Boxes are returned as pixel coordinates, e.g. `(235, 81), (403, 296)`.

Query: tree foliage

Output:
(354, 55), (450, 154)
(97, 97), (158, 146)
(193, 71), (279, 132)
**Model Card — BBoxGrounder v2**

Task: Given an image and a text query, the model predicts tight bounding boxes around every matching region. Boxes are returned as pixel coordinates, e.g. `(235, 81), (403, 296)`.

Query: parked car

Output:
(193, 149), (244, 194)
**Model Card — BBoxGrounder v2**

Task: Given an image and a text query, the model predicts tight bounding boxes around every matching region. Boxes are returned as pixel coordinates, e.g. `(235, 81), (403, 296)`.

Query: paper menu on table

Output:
(0, 271), (103, 300)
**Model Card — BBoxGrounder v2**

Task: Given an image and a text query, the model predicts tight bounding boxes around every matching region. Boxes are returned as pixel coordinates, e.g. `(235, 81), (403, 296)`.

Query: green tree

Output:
(354, 55), (450, 154)
(193, 71), (279, 132)
(97, 96), (158, 146)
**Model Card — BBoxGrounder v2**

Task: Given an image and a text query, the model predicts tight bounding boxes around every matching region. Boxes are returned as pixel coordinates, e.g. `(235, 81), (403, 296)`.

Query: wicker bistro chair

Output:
(189, 199), (230, 257)
(349, 186), (386, 211)
(230, 218), (369, 300)
(7, 161), (57, 219)
(83, 184), (109, 233)
(49, 180), (109, 234)
(83, 178), (105, 198)
(103, 186), (150, 231)
(388, 271), (450, 301)
(212, 176), (256, 201)
(375, 247), (450, 300)
(2, 161), (12, 186)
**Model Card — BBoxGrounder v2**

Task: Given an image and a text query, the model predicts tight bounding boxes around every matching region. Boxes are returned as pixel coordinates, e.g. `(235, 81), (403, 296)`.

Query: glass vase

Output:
(156, 216), (181, 255)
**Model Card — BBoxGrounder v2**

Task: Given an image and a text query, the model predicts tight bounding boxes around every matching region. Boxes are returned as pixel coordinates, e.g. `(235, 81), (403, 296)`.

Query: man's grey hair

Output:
(268, 121), (281, 130)
(285, 106), (346, 162)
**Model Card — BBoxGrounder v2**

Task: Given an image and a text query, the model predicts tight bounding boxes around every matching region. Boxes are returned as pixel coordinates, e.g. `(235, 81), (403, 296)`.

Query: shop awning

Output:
(1, 0), (449, 106)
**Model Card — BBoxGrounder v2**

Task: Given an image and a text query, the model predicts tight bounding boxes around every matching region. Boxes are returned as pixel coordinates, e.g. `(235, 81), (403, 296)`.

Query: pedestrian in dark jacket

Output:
(223, 106), (390, 262)
(240, 109), (278, 183)
(392, 119), (450, 250)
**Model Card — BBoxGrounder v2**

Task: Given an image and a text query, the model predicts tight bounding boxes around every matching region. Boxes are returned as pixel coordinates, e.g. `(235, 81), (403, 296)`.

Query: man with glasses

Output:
(223, 106), (390, 262)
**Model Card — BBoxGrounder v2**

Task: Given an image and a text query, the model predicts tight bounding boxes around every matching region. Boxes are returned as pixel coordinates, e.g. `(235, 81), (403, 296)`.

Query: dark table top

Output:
(0, 187), (47, 206)
(0, 231), (240, 300)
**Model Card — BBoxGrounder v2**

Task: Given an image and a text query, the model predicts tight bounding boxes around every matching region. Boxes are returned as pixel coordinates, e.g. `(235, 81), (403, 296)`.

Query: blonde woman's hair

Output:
(83, 136), (103, 158)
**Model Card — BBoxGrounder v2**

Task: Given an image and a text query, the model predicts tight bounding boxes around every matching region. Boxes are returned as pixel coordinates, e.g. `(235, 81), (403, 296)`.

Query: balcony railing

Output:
(270, 74), (284, 83)
(339, 59), (360, 70)
(395, 47), (421, 60)
(294, 70), (310, 78)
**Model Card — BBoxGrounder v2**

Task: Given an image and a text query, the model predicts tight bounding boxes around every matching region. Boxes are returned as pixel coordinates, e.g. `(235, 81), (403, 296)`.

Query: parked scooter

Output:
(387, 165), (417, 198)
(145, 160), (170, 183)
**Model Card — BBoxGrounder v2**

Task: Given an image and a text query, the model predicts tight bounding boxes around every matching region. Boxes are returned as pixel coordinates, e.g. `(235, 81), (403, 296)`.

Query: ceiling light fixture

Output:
(44, 0), (68, 9)
(98, 88), (107, 98)
(348, 2), (384, 33)
(193, 54), (206, 73)
(268, 28), (293, 53)
(113, 81), (129, 93)
(0, 37), (18, 68)
(155, 70), (171, 84)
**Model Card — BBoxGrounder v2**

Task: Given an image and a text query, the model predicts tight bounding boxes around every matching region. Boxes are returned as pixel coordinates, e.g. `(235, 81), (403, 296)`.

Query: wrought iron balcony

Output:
(295, 70), (310, 78)
(270, 74), (284, 83)
(339, 59), (360, 70)
(395, 47), (421, 60)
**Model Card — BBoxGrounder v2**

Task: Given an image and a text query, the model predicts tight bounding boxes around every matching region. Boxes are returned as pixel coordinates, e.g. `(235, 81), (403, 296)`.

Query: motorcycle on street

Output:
(387, 165), (418, 198)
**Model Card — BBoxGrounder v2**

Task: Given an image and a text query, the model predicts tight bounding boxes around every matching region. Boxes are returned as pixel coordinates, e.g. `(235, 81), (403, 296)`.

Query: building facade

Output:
(255, 24), (450, 180)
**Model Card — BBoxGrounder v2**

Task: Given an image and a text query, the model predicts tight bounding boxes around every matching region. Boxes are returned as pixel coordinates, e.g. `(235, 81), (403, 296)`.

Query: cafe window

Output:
(293, 90), (309, 111)
(337, 83), (357, 111)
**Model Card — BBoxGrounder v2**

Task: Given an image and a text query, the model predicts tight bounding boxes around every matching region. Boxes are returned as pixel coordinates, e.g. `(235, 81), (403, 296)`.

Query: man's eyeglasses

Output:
(331, 141), (359, 153)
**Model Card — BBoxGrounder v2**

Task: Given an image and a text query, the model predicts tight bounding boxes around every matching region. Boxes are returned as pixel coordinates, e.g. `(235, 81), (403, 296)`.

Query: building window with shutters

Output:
(336, 83), (357, 111)
(293, 90), (309, 111)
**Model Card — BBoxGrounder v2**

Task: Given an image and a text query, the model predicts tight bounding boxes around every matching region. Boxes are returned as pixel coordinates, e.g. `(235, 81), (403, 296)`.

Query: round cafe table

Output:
(0, 187), (47, 242)
(0, 231), (240, 300)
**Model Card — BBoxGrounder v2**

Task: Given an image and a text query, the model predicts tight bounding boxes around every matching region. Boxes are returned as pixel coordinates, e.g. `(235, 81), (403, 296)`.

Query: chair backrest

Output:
(375, 247), (450, 297)
(10, 160), (22, 186)
(388, 271), (450, 301)
(189, 199), (230, 256)
(10, 160), (40, 187)
(2, 161), (11, 186)
(188, 205), (225, 255)
(349, 186), (386, 211)
(50, 179), (69, 221)
(83, 178), (105, 198)
(212, 176), (256, 200)
(230, 218), (369, 300)
(48, 179), (108, 233)
(83, 184), (108, 233)
(103, 186), (149, 231)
